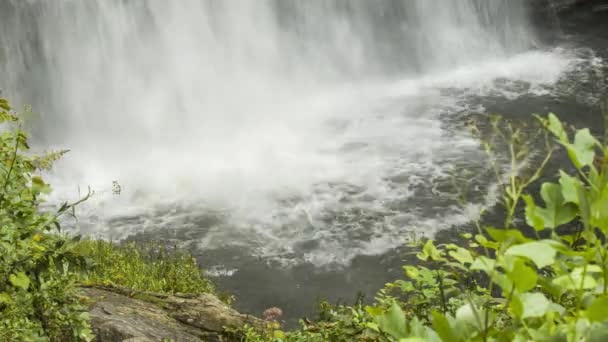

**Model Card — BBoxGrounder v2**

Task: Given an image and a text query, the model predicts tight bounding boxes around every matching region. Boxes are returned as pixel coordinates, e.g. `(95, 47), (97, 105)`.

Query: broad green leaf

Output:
(366, 306), (384, 316)
(565, 128), (599, 169)
(574, 265), (603, 274)
(559, 171), (581, 205)
(485, 227), (529, 244)
(9, 272), (30, 290)
(448, 247), (473, 265)
(419, 240), (445, 261)
(523, 183), (577, 230)
(404, 266), (419, 279)
(365, 322), (380, 332)
(492, 273), (514, 294)
(523, 195), (544, 231)
(508, 259), (538, 292)
(31, 176), (51, 195)
(553, 271), (596, 291)
(505, 241), (558, 268)
(588, 296), (608, 322)
(518, 292), (551, 319)
(470, 256), (496, 274)
(375, 302), (407, 339)
(474, 234), (499, 249)
(432, 311), (460, 342)
(510, 292), (524, 319)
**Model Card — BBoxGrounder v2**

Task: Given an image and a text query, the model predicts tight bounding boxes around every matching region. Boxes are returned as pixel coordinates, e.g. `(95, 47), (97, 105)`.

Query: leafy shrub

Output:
(0, 98), (93, 341)
(242, 113), (608, 341)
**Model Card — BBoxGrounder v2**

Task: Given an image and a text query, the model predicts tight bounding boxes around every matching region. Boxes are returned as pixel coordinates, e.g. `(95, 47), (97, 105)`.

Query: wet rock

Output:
(80, 285), (263, 342)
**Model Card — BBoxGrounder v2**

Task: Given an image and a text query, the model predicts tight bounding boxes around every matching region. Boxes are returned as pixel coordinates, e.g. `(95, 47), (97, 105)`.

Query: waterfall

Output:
(1, 1), (536, 109)
(0, 1), (575, 265)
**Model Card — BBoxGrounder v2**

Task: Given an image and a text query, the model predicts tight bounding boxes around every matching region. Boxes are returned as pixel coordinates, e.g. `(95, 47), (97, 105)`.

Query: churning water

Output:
(0, 1), (587, 267)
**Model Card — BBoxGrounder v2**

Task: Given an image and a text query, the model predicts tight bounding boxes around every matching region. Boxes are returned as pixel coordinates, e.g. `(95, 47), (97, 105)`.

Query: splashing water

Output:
(0, 1), (583, 266)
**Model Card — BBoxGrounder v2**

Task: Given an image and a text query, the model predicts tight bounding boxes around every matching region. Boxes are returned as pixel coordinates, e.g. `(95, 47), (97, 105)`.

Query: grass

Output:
(74, 240), (220, 297)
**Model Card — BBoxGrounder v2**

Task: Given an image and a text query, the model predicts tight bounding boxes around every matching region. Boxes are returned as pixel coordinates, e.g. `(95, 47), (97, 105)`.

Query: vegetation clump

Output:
(75, 240), (217, 296)
(0, 98), (93, 341)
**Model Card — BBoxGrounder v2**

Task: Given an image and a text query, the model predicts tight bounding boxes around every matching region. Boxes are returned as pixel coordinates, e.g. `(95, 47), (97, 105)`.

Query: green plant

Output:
(367, 113), (608, 341)
(0, 98), (93, 341)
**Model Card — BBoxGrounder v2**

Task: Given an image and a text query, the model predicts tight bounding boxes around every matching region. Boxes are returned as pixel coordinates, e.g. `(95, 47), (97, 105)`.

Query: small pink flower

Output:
(263, 307), (283, 321)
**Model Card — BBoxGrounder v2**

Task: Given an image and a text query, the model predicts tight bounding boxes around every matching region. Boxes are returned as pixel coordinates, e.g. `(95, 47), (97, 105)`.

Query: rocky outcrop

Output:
(80, 285), (263, 342)
(532, 0), (608, 14)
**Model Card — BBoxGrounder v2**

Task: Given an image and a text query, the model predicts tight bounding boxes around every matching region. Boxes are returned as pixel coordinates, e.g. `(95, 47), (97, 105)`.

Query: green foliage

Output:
(240, 113), (608, 341)
(0, 99), (93, 341)
(75, 240), (221, 298)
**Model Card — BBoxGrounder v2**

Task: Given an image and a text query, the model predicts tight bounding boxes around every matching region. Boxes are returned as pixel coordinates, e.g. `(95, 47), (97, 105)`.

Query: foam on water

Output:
(45, 49), (580, 267)
(0, 1), (587, 266)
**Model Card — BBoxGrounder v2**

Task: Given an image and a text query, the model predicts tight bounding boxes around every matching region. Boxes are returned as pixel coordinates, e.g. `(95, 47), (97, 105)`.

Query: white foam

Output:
(2, 1), (588, 267)
(48, 49), (583, 267)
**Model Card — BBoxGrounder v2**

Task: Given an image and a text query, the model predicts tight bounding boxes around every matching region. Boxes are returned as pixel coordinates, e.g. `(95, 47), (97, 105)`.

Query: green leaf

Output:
(374, 303), (407, 339)
(554, 267), (598, 291)
(565, 128), (599, 169)
(0, 98), (11, 111)
(404, 265), (419, 280)
(523, 183), (577, 230)
(470, 256), (496, 274)
(523, 195), (545, 231)
(510, 292), (524, 319)
(365, 322), (380, 332)
(591, 185), (608, 232)
(31, 176), (52, 195)
(419, 240), (445, 261)
(9, 272), (30, 290)
(518, 292), (551, 319)
(559, 171), (581, 205)
(448, 247), (474, 265)
(505, 241), (558, 268)
(508, 259), (538, 292)
(545, 113), (569, 143)
(486, 227), (529, 244)
(366, 306), (384, 316)
(432, 311), (460, 342)
(588, 296), (608, 322)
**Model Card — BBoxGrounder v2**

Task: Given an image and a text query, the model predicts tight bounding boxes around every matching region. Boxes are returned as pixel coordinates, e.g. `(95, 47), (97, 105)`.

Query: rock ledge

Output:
(80, 285), (262, 342)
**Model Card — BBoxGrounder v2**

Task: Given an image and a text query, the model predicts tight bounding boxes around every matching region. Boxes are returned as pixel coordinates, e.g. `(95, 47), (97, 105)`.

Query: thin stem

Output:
(482, 268), (496, 342)
(437, 271), (448, 314)
(465, 292), (485, 341)
(1, 127), (21, 195)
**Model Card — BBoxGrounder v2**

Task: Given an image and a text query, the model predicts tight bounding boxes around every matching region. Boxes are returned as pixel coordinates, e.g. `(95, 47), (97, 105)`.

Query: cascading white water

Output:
(0, 1), (577, 266)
